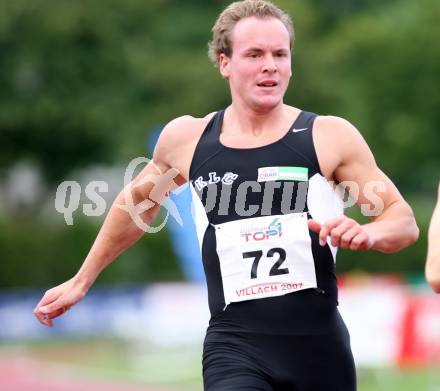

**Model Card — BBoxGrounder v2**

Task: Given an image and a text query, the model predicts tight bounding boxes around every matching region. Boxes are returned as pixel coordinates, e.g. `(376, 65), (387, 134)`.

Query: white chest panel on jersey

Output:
(214, 212), (317, 306)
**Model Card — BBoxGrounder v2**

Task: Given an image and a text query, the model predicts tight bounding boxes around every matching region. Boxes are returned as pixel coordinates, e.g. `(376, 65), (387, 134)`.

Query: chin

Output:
(252, 97), (282, 112)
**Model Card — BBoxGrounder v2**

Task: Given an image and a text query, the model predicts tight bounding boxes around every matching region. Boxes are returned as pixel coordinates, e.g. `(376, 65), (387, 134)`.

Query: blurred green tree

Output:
(0, 0), (438, 285)
(292, 0), (440, 193)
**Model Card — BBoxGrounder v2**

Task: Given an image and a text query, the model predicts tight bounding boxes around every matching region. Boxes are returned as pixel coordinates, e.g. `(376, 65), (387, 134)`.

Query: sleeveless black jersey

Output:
(189, 110), (344, 335)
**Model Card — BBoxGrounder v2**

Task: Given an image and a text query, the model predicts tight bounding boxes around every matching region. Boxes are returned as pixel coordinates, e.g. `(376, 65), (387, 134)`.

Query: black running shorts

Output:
(202, 311), (356, 391)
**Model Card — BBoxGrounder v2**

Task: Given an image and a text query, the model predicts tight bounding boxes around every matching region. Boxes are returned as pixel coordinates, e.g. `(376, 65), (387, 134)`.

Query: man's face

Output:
(220, 16), (292, 112)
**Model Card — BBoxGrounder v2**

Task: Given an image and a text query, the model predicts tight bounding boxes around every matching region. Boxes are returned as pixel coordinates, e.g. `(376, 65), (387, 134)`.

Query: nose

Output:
(262, 54), (277, 73)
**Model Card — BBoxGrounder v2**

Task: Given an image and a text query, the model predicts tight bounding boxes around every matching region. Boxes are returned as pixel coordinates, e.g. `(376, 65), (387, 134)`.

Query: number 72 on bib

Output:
(214, 212), (318, 306)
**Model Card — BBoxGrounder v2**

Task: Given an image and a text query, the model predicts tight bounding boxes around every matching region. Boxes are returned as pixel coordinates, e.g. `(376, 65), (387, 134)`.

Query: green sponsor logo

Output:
(278, 166), (308, 181)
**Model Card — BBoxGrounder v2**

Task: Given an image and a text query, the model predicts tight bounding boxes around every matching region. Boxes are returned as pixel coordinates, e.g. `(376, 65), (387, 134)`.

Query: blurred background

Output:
(0, 0), (439, 390)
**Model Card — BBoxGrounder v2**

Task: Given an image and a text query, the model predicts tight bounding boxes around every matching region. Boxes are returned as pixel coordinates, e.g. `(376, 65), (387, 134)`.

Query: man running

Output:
(426, 183), (440, 293)
(34, 1), (419, 390)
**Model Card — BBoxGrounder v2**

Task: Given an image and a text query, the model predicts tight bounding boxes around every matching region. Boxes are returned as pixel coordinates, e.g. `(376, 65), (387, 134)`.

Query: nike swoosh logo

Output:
(292, 127), (308, 133)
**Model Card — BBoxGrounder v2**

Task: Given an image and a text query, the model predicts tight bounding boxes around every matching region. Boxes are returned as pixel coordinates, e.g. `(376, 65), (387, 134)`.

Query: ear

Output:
(219, 53), (231, 79)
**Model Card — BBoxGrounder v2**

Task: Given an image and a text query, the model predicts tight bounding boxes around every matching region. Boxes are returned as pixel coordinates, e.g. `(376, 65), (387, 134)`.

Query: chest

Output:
(191, 144), (317, 224)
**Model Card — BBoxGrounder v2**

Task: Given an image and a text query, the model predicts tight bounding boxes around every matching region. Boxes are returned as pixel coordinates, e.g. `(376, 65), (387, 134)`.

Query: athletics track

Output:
(0, 356), (181, 391)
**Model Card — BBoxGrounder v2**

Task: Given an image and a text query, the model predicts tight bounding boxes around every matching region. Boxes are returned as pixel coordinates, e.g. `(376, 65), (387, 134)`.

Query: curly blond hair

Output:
(208, 0), (294, 67)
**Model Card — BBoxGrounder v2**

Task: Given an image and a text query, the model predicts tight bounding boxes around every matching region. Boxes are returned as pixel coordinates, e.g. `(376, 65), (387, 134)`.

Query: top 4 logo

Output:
(193, 171), (239, 191)
(240, 218), (282, 242)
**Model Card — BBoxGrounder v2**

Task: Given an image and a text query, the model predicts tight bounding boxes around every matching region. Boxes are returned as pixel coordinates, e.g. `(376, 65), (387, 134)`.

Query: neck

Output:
(225, 99), (302, 136)
(226, 102), (288, 135)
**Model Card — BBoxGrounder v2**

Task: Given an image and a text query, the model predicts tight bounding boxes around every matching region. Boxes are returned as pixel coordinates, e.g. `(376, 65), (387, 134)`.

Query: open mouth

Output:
(257, 81), (278, 88)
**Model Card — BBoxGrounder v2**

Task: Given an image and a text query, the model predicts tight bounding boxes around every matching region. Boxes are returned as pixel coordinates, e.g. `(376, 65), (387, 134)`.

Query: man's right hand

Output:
(33, 277), (88, 327)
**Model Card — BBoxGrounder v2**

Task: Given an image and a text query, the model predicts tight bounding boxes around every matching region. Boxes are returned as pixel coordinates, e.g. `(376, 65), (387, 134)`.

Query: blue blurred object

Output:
(0, 284), (208, 341)
(148, 127), (205, 283)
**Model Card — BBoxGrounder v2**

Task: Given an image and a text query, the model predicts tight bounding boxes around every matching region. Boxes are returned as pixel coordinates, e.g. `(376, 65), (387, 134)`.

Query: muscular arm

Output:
(73, 114), (199, 289)
(34, 116), (190, 326)
(74, 158), (179, 289)
(426, 184), (440, 292)
(310, 116), (419, 253)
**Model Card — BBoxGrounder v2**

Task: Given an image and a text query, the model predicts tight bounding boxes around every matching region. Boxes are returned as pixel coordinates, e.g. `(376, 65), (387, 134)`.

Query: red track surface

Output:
(0, 357), (177, 391)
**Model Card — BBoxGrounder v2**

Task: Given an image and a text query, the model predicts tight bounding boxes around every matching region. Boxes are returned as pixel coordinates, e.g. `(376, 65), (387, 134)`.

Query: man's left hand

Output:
(308, 216), (373, 251)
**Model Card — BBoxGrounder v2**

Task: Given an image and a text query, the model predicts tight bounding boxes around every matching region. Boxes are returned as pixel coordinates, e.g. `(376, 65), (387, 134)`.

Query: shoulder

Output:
(152, 112), (217, 175)
(314, 115), (362, 140)
(158, 112), (217, 146)
(314, 115), (374, 160)
(312, 115), (377, 181)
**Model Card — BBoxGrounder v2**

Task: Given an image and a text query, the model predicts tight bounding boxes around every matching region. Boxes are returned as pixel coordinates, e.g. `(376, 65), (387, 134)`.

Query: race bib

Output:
(214, 212), (317, 306)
